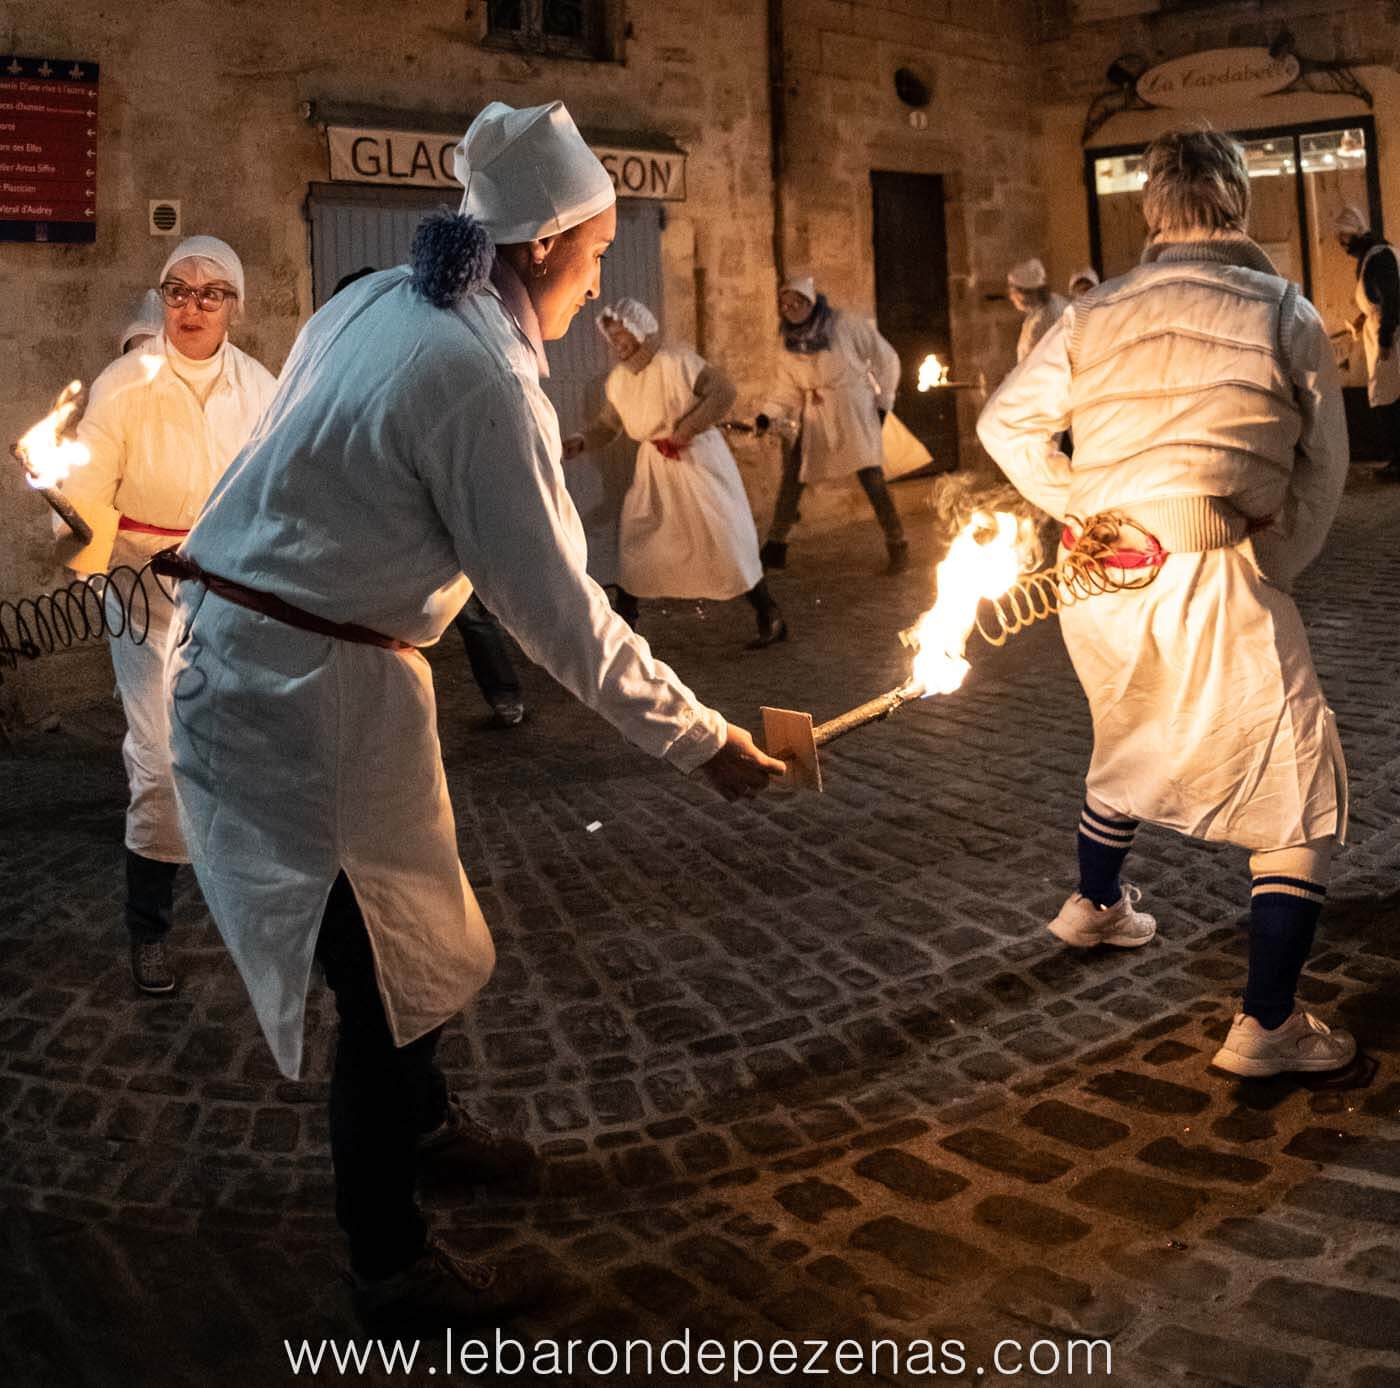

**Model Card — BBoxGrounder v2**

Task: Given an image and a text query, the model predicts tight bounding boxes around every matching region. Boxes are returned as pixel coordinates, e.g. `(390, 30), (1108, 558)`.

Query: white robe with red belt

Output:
(166, 266), (726, 1078)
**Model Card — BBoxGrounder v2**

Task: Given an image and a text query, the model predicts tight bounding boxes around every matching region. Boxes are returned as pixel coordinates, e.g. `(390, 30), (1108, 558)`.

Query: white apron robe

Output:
(1059, 540), (1347, 848)
(166, 266), (726, 1079)
(1357, 244), (1400, 408)
(761, 310), (900, 483)
(978, 272), (1348, 852)
(606, 345), (762, 600)
(64, 334), (277, 861)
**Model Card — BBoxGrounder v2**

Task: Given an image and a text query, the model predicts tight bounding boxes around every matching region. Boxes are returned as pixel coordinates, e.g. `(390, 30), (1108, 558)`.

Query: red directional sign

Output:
(0, 55), (99, 244)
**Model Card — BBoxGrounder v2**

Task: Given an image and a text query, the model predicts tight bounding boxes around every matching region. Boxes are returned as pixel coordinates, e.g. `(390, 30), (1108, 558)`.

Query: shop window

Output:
(485, 0), (617, 61)
(1087, 119), (1379, 388)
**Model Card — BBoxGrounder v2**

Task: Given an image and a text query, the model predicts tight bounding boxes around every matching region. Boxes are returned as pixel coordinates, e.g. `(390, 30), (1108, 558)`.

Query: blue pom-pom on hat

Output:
(410, 211), (495, 309)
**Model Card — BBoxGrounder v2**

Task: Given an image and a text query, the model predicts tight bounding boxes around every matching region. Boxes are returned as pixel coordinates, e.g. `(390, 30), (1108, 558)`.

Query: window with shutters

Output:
(484, 0), (618, 62)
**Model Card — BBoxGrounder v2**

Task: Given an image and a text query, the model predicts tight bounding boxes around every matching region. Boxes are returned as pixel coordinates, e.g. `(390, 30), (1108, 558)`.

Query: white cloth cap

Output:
(1334, 204), (1369, 238)
(598, 297), (658, 342)
(160, 235), (245, 303)
(781, 275), (816, 303)
(120, 288), (165, 351)
(1068, 265), (1100, 291)
(1007, 258), (1047, 290)
(454, 100), (615, 244)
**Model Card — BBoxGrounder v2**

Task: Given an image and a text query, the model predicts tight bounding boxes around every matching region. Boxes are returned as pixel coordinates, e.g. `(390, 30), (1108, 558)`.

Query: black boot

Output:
(126, 850), (179, 995)
(759, 540), (788, 571)
(744, 580), (789, 650)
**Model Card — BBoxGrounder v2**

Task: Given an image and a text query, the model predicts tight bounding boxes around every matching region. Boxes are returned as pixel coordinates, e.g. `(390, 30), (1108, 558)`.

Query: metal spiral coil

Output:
(973, 511), (1163, 650)
(0, 560), (174, 683)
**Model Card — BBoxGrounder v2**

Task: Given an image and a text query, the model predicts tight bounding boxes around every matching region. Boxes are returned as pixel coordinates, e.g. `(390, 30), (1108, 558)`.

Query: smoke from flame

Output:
(905, 510), (1030, 696)
(17, 381), (90, 490)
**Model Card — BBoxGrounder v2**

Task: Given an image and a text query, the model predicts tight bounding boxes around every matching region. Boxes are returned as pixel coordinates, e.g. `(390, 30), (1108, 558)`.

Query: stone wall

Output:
(1, 0), (1054, 724)
(1032, 0), (1398, 99)
(778, 0), (1045, 503)
(0, 0), (778, 719)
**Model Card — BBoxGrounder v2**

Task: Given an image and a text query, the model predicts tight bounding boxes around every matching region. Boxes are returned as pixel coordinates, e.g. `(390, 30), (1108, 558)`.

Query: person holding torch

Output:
(563, 297), (787, 647)
(978, 127), (1355, 1079)
(162, 100), (783, 1328)
(58, 237), (276, 997)
(754, 275), (908, 576)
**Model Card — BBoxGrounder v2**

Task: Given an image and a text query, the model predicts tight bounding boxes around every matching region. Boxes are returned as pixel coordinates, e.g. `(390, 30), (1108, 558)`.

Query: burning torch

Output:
(10, 381), (93, 544)
(763, 509), (1159, 789)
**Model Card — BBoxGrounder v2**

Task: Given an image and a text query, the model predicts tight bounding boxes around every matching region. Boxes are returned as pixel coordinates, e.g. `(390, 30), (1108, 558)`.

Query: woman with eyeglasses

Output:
(64, 235), (277, 998)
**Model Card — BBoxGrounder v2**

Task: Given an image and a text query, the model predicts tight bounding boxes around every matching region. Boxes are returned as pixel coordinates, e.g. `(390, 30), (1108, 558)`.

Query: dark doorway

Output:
(871, 171), (957, 471)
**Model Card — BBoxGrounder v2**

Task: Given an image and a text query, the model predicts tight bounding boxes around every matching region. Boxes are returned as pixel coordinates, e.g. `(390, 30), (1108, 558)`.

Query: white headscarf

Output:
(781, 274), (816, 304)
(1334, 204), (1370, 238)
(454, 100), (615, 244)
(1007, 258), (1048, 291)
(120, 288), (164, 352)
(160, 235), (246, 304)
(598, 297), (659, 343)
(1068, 265), (1100, 294)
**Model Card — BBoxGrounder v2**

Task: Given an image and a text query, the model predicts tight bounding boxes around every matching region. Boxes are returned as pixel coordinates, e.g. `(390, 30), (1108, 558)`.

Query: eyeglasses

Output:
(159, 280), (237, 311)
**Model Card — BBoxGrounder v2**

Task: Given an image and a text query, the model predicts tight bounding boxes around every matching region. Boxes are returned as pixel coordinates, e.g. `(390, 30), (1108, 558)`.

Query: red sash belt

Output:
(119, 516), (190, 537)
(150, 548), (417, 652)
(1061, 525), (1168, 570)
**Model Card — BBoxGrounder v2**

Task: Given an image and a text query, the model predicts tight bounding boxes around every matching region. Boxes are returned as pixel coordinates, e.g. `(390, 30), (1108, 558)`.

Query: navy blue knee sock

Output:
(1076, 803), (1139, 907)
(1243, 878), (1325, 1030)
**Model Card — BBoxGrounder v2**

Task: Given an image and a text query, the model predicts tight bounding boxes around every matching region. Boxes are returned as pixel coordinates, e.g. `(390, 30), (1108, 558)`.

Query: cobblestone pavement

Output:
(3, 482), (1400, 1387)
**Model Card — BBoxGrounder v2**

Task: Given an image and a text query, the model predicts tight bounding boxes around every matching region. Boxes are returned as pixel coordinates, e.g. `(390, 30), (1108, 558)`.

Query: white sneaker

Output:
(1046, 883), (1156, 948)
(1211, 1010), (1357, 1078)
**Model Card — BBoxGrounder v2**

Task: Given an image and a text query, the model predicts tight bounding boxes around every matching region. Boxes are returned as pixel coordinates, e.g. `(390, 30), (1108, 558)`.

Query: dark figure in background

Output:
(335, 266), (526, 726)
(452, 595), (525, 726)
(1335, 205), (1400, 480)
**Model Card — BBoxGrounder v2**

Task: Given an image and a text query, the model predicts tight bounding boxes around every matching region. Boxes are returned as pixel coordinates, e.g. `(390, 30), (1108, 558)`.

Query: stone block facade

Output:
(1, 0), (1047, 720)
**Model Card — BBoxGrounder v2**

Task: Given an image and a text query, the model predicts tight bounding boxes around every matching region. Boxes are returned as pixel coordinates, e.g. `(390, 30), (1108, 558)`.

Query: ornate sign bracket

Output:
(1082, 43), (1373, 146)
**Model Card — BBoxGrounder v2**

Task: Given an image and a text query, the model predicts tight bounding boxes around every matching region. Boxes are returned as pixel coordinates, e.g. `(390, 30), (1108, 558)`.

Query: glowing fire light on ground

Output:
(916, 353), (950, 391)
(904, 510), (1026, 695)
(16, 381), (90, 489)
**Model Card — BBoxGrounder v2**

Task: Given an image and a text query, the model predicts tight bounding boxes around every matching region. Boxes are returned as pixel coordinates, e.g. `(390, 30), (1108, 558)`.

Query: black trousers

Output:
(315, 873), (448, 1280)
(1376, 397), (1400, 469)
(125, 850), (179, 943)
(452, 594), (521, 706)
(768, 439), (904, 544)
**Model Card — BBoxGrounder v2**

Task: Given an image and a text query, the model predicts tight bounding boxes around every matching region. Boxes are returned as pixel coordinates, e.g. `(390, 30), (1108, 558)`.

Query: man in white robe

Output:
(978, 128), (1356, 1080)
(164, 101), (782, 1325)
(756, 275), (908, 575)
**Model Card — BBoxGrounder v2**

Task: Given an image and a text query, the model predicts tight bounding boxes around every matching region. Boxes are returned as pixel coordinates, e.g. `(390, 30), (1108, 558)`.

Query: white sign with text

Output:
(1138, 48), (1301, 109)
(327, 126), (686, 201)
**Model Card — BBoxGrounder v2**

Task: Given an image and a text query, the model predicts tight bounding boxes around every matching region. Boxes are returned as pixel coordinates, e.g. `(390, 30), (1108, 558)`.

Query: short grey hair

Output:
(1141, 127), (1250, 238)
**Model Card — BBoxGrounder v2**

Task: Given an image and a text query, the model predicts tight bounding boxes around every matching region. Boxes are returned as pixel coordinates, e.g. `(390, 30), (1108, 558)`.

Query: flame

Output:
(17, 380), (90, 489)
(916, 353), (950, 391)
(905, 511), (1025, 696)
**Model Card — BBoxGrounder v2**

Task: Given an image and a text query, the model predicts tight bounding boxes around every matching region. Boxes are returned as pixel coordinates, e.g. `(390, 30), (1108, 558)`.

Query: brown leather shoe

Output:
(418, 1100), (539, 1189)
